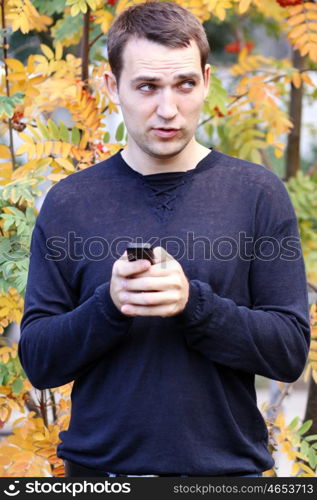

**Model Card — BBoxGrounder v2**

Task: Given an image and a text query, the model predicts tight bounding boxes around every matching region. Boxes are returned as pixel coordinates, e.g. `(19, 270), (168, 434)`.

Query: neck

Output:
(121, 139), (211, 175)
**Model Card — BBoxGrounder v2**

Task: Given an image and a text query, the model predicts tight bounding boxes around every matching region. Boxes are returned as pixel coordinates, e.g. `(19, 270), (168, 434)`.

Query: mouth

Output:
(152, 128), (180, 138)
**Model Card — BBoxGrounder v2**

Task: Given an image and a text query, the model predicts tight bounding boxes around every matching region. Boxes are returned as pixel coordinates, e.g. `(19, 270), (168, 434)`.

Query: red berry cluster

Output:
(275, 0), (303, 7)
(224, 40), (254, 54)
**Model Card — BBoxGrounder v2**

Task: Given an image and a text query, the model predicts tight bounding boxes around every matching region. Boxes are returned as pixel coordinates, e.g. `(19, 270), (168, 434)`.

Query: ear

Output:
(203, 63), (211, 99)
(104, 71), (120, 105)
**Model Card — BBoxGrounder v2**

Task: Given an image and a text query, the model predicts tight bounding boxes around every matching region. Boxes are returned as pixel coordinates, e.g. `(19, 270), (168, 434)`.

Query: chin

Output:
(143, 139), (190, 159)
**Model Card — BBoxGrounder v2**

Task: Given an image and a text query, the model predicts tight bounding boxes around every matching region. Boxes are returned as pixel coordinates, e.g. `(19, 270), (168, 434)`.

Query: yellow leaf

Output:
(239, 0), (251, 14)
(309, 351), (317, 361)
(0, 455), (11, 466)
(48, 173), (68, 182)
(266, 132), (274, 145)
(33, 432), (45, 441)
(27, 54), (35, 74)
(55, 42), (63, 61)
(15, 144), (30, 156)
(53, 142), (62, 156)
(18, 132), (34, 145)
(0, 145), (11, 159)
(306, 10), (317, 20)
(40, 44), (54, 60)
(5, 58), (25, 73)
(55, 158), (75, 171)
(61, 143), (73, 158)
(303, 363), (311, 382)
(301, 42), (317, 61)
(27, 144), (36, 160)
(7, 72), (26, 81)
(289, 4), (304, 15)
(292, 72), (302, 88)
(44, 142), (53, 156)
(310, 340), (317, 350)
(275, 412), (285, 428)
(301, 72), (315, 86)
(289, 24), (307, 39)
(288, 13), (305, 26)
(36, 142), (45, 159)
(297, 462), (315, 475)
(306, 2), (317, 11)
(291, 461), (301, 476)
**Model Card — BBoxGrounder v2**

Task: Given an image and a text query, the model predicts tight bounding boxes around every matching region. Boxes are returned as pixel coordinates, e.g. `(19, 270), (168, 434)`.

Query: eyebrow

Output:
(131, 71), (202, 85)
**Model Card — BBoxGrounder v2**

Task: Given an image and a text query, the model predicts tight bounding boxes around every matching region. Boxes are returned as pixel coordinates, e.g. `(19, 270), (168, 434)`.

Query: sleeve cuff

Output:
(176, 279), (215, 326)
(95, 282), (133, 324)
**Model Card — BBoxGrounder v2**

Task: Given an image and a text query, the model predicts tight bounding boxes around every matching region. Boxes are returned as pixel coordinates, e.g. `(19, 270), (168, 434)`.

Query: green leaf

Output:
(300, 440), (309, 458)
(115, 122), (125, 142)
(59, 122), (69, 142)
(11, 92), (25, 105)
(288, 417), (300, 431)
(47, 119), (60, 141)
(0, 96), (14, 118)
(0, 93), (25, 118)
(305, 434), (317, 442)
(298, 420), (313, 435)
(36, 119), (50, 140)
(103, 132), (110, 143)
(53, 13), (82, 44)
(71, 127), (80, 145)
(308, 448), (317, 469)
(33, 0), (66, 15)
(12, 377), (24, 395)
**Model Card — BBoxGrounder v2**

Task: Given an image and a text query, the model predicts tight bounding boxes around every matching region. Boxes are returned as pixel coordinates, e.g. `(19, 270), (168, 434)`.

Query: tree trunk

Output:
(81, 7), (90, 90)
(285, 49), (305, 180)
(304, 374), (317, 435)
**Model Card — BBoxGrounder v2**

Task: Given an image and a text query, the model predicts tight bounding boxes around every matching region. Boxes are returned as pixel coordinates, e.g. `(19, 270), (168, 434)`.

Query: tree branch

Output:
(1, 0), (16, 168)
(81, 7), (91, 91)
(285, 50), (305, 180)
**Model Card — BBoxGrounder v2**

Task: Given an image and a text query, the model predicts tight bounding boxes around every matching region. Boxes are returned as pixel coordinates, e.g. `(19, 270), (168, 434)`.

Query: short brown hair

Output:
(107, 1), (210, 85)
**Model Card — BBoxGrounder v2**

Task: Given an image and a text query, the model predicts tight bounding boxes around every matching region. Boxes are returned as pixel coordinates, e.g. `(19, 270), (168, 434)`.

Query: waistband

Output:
(63, 460), (261, 478)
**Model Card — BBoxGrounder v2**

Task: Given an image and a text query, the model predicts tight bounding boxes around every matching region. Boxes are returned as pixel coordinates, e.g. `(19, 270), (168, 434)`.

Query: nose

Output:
(156, 88), (178, 120)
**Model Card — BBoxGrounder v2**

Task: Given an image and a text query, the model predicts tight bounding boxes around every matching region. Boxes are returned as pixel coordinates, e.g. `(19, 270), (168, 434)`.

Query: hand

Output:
(110, 251), (152, 312)
(116, 246), (190, 317)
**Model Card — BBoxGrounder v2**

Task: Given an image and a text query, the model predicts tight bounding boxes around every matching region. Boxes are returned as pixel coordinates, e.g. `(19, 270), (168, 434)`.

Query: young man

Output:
(18, 1), (310, 478)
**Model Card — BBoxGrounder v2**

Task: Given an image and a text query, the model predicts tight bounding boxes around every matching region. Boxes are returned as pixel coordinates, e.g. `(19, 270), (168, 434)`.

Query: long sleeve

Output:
(176, 175), (311, 383)
(19, 213), (133, 390)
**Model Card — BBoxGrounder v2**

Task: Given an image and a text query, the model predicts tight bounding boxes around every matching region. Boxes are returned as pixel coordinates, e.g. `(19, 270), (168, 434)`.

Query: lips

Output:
(152, 128), (180, 138)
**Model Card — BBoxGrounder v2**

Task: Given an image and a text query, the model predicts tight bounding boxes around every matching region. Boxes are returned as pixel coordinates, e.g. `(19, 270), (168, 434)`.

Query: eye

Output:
(179, 80), (196, 90)
(138, 83), (156, 92)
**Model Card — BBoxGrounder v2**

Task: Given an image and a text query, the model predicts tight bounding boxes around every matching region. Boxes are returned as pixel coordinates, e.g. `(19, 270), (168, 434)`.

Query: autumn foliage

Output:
(0, 0), (316, 477)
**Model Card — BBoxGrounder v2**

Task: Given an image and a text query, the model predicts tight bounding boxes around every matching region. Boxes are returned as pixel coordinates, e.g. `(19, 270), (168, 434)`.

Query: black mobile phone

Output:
(127, 243), (154, 264)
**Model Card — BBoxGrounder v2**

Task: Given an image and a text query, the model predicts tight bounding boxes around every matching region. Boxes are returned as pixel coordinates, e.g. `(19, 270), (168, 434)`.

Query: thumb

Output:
(153, 246), (174, 264)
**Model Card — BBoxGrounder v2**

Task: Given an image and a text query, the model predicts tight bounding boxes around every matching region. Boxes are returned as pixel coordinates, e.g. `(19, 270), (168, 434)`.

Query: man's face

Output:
(111, 37), (210, 160)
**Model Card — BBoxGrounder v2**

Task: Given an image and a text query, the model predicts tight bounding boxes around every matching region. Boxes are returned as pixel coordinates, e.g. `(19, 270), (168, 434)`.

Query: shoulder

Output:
(212, 149), (289, 200)
(36, 153), (121, 229)
(40, 153), (120, 207)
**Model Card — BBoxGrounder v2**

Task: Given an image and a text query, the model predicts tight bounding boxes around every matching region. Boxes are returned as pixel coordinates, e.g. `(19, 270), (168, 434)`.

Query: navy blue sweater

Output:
(18, 149), (310, 476)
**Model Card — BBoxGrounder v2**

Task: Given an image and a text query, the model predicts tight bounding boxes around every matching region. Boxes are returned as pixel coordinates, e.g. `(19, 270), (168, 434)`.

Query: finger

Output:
(120, 290), (177, 306)
(152, 246), (174, 264)
(125, 276), (175, 292)
(116, 258), (151, 278)
(121, 303), (176, 317)
(118, 250), (128, 261)
(135, 261), (175, 278)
